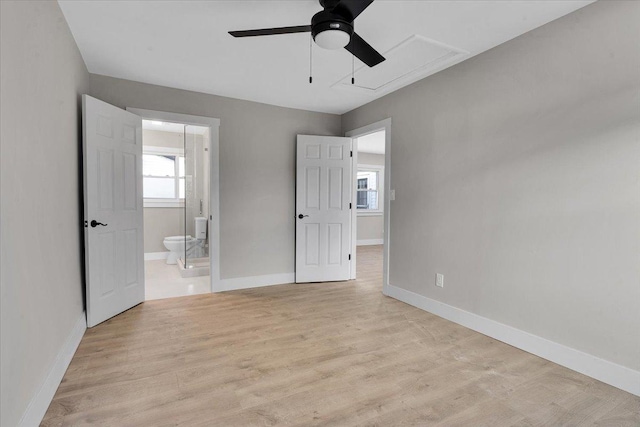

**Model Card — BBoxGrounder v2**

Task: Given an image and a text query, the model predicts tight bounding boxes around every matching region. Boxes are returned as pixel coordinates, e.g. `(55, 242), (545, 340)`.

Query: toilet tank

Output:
(194, 217), (208, 240)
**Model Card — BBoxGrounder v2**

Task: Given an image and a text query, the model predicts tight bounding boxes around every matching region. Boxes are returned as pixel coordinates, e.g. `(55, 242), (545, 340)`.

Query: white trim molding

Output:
(357, 211), (383, 217)
(216, 273), (295, 292)
(385, 283), (640, 397)
(127, 108), (221, 128)
(357, 239), (384, 246)
(144, 251), (169, 261)
(346, 118), (392, 282)
(19, 313), (86, 426)
(143, 200), (185, 208)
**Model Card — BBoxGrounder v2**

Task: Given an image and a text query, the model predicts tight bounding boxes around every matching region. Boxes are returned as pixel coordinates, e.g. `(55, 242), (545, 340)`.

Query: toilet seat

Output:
(164, 235), (193, 242)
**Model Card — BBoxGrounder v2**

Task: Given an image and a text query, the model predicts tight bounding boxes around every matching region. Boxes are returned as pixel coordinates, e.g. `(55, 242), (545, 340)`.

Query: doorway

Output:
(345, 119), (391, 292)
(127, 108), (221, 300)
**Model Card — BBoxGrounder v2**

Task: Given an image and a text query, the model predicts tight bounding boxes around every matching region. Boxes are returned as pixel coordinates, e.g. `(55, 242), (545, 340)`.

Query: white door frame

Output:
(126, 107), (221, 293)
(345, 118), (392, 293)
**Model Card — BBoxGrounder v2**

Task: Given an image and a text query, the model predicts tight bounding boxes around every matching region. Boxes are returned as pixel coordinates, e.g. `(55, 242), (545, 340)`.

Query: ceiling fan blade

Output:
(332, 0), (374, 21)
(229, 25), (311, 38)
(345, 32), (385, 67)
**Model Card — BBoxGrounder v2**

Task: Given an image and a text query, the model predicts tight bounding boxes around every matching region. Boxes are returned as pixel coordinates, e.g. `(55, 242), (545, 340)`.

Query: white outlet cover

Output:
(436, 273), (444, 288)
(390, 189), (396, 201)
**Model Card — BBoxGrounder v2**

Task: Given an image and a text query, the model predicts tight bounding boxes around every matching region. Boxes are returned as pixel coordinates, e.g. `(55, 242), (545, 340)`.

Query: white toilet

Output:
(163, 235), (199, 265)
(163, 217), (208, 265)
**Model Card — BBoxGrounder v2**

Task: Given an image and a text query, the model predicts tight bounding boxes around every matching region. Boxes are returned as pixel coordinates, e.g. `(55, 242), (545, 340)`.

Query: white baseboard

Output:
(216, 272), (295, 292)
(19, 312), (86, 426)
(385, 283), (640, 397)
(144, 251), (169, 261)
(357, 239), (384, 246)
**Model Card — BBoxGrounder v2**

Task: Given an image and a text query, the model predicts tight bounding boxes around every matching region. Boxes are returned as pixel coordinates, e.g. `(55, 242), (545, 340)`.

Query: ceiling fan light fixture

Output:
(314, 28), (351, 50)
(229, 1), (385, 67)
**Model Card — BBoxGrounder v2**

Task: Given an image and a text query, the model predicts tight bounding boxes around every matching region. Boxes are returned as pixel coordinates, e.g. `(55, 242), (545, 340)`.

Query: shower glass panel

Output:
(179, 125), (196, 268)
(181, 125), (209, 271)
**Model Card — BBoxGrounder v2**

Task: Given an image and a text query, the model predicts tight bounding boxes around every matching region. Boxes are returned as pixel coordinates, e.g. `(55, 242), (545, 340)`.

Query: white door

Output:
(83, 95), (144, 327)
(296, 135), (352, 283)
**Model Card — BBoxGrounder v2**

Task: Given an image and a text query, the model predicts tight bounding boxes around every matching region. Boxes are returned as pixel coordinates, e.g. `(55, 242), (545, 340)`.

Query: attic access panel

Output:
(333, 35), (468, 93)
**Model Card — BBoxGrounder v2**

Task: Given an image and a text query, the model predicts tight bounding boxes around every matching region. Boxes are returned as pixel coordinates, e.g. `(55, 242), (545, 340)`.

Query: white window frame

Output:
(356, 164), (384, 216)
(143, 145), (185, 208)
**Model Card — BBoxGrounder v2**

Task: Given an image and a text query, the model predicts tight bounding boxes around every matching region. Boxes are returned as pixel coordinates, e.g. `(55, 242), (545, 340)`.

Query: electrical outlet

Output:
(436, 273), (444, 288)
(390, 189), (396, 201)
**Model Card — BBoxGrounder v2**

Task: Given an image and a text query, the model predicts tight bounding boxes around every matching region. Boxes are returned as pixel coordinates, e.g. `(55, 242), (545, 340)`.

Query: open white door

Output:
(83, 95), (144, 327)
(296, 135), (352, 283)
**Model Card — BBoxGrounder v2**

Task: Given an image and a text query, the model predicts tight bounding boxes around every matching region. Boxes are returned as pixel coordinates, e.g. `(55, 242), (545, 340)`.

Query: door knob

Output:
(298, 214), (309, 219)
(90, 220), (108, 227)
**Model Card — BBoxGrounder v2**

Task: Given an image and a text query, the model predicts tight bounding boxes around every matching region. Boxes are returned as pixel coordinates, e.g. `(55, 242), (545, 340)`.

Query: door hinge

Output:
(349, 254), (351, 260)
(350, 150), (353, 157)
(349, 202), (352, 209)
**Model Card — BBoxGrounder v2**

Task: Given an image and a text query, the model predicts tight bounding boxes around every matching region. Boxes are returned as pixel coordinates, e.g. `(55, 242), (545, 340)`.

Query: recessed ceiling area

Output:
(58, 0), (593, 114)
(333, 35), (468, 94)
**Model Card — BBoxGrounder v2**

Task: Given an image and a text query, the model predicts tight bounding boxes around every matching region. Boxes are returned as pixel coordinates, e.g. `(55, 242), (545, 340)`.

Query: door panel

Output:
(327, 223), (343, 265)
(123, 229), (139, 286)
(97, 149), (114, 211)
(123, 153), (137, 210)
(305, 223), (320, 266)
(328, 167), (343, 210)
(296, 135), (352, 283)
(98, 232), (116, 296)
(83, 95), (144, 327)
(305, 167), (320, 209)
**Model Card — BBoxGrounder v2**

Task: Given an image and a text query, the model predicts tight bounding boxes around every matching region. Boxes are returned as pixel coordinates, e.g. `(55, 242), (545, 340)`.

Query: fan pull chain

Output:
(351, 21), (355, 84)
(309, 34), (313, 84)
(351, 54), (355, 84)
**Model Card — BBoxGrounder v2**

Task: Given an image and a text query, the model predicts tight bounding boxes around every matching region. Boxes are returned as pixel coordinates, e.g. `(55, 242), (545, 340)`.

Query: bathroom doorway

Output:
(345, 118), (391, 291)
(127, 108), (220, 300)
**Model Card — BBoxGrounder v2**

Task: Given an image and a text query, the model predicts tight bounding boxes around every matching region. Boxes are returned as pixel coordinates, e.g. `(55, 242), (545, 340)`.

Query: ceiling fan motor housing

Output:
(311, 10), (354, 41)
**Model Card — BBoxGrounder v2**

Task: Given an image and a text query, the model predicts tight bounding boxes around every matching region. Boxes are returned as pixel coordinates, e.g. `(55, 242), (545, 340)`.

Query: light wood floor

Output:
(43, 246), (639, 426)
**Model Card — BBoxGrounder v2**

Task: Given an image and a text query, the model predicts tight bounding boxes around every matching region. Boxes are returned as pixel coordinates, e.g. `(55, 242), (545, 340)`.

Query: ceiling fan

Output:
(228, 0), (385, 68)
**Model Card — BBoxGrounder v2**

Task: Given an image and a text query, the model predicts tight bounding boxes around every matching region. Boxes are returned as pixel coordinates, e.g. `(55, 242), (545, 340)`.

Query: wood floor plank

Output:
(42, 246), (640, 426)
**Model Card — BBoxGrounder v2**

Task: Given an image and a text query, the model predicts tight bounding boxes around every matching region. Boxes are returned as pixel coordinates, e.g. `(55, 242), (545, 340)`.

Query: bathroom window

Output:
(143, 146), (185, 207)
(357, 165), (383, 215)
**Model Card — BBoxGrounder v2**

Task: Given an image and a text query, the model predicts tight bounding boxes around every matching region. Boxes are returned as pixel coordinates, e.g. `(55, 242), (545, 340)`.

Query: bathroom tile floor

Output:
(145, 259), (210, 300)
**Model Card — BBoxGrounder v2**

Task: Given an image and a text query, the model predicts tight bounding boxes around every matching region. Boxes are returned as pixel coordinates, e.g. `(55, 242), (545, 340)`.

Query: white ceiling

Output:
(357, 130), (385, 155)
(59, 0), (593, 114)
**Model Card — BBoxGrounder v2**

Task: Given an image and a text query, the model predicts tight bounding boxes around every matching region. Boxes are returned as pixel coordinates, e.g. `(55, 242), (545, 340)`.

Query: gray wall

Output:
(0, 1), (90, 425)
(357, 152), (385, 242)
(144, 208), (185, 253)
(358, 152), (384, 166)
(342, 0), (640, 371)
(90, 74), (342, 278)
(357, 216), (383, 241)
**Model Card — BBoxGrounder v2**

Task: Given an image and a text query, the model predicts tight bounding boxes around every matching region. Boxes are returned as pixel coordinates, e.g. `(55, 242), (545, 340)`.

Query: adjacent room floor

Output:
(43, 246), (639, 425)
(145, 259), (210, 300)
